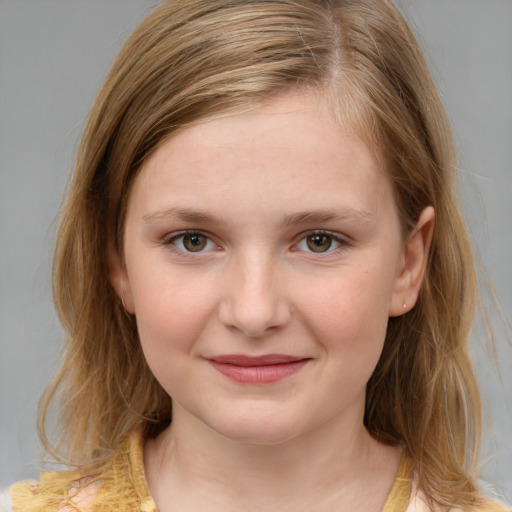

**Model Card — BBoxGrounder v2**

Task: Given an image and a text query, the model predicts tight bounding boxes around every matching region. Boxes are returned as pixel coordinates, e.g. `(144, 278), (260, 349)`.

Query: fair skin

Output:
(111, 91), (434, 512)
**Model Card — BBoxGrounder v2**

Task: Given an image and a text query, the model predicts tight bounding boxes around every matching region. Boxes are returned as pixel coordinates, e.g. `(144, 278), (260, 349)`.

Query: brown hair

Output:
(40, 0), (485, 509)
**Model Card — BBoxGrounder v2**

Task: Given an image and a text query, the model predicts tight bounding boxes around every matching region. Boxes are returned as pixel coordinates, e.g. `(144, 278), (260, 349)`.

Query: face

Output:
(114, 91), (431, 445)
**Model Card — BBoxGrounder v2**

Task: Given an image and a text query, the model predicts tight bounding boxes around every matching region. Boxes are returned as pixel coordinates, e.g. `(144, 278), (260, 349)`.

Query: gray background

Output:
(1, 0), (511, 501)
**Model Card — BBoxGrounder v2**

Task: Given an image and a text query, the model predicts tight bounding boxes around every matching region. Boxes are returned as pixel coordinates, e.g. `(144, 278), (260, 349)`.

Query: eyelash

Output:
(162, 230), (350, 256)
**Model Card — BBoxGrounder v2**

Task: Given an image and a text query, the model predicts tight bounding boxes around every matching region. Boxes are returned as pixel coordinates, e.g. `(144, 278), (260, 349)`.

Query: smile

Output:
(206, 354), (310, 384)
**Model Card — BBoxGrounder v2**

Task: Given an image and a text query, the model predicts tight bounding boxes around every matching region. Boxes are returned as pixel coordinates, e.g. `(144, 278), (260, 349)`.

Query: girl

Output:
(4, 0), (511, 510)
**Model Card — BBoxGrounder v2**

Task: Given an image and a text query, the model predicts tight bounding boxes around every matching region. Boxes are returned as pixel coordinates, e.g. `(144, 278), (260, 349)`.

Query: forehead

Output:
(129, 91), (395, 223)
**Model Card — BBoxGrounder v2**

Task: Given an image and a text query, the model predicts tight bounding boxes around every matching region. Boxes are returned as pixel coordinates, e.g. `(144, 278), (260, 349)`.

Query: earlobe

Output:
(107, 244), (135, 315)
(389, 206), (435, 317)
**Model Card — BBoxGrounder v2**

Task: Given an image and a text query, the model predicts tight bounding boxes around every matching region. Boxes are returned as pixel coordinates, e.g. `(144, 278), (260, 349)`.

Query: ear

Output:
(389, 206), (435, 317)
(108, 243), (135, 315)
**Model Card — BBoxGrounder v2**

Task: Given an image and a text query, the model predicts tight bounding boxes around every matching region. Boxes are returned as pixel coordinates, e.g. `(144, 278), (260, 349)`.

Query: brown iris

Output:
(183, 233), (208, 252)
(306, 234), (332, 252)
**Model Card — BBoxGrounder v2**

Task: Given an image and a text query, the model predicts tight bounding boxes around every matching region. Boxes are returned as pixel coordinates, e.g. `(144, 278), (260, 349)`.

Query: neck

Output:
(144, 402), (400, 511)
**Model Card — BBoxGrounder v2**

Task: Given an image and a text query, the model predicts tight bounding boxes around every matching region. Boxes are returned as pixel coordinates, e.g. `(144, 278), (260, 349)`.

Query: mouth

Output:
(206, 354), (310, 383)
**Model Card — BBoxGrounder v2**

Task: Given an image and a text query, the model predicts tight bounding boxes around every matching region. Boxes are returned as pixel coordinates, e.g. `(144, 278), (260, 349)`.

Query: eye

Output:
(294, 232), (344, 254)
(168, 232), (217, 253)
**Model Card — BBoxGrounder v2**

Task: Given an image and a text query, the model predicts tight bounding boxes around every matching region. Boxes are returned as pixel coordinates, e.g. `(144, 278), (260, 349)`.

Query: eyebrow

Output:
(143, 207), (224, 224)
(142, 206), (374, 226)
(278, 209), (374, 228)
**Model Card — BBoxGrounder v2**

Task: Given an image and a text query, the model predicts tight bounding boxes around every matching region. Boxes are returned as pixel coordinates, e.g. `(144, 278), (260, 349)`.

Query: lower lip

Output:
(208, 360), (309, 383)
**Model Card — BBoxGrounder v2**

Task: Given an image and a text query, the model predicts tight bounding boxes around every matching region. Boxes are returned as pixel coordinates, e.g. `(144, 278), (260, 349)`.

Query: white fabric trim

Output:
(0, 491), (12, 512)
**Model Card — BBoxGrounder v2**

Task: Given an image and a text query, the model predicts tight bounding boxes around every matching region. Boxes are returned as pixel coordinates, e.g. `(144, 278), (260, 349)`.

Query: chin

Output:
(207, 408), (305, 446)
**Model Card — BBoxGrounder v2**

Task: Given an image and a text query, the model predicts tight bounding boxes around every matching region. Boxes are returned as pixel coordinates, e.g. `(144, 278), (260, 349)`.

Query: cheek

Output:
(131, 273), (220, 398)
(129, 265), (218, 360)
(294, 260), (395, 357)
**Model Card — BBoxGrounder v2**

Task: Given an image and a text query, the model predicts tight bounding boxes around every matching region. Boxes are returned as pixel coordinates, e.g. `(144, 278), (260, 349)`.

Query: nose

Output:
(218, 253), (291, 338)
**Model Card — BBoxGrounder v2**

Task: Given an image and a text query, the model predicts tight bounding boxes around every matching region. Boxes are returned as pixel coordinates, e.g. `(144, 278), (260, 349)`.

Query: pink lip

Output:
(207, 354), (310, 383)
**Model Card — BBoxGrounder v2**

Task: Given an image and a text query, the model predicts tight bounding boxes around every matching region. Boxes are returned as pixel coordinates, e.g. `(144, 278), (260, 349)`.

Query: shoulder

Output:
(406, 487), (511, 512)
(7, 431), (156, 512)
(479, 501), (512, 512)
(400, 463), (511, 512)
(8, 473), (98, 512)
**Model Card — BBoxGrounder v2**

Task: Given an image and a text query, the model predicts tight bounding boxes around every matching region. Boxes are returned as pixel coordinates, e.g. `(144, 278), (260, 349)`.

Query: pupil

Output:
(307, 234), (332, 252)
(184, 234), (206, 252)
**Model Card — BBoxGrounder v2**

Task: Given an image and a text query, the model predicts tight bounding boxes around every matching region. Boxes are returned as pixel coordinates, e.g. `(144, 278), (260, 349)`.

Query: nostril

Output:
(218, 299), (291, 338)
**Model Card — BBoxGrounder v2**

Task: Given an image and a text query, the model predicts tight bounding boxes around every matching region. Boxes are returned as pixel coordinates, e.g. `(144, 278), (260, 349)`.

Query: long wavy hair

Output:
(40, 0), (485, 509)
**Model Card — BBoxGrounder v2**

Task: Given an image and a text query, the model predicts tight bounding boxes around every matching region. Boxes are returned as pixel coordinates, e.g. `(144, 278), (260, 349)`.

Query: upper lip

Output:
(207, 354), (308, 366)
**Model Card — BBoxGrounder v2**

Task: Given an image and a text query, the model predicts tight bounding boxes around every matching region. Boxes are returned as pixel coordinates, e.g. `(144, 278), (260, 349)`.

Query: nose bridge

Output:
(219, 249), (290, 337)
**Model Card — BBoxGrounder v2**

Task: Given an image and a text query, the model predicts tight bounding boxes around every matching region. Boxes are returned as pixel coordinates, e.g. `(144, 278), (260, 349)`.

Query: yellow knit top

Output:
(8, 433), (510, 512)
